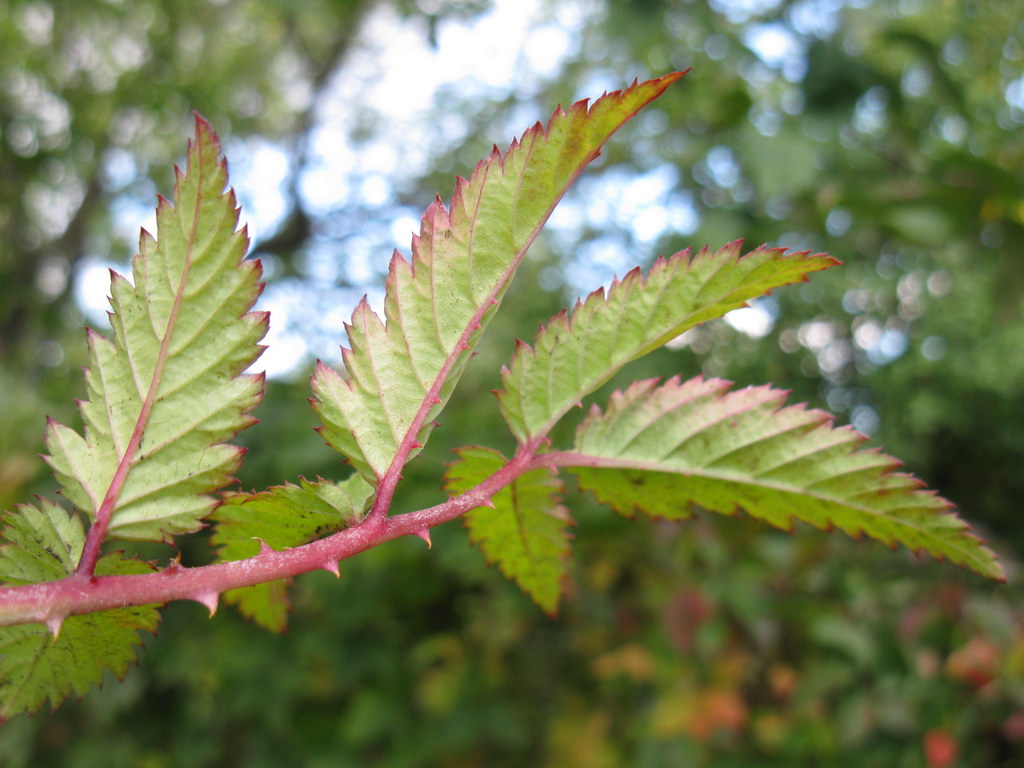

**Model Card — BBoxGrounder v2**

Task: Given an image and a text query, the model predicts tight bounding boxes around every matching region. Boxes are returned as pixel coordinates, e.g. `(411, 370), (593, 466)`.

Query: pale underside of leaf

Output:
(565, 376), (1004, 581)
(445, 446), (571, 614)
(212, 475), (373, 630)
(311, 73), (685, 483)
(0, 503), (160, 719)
(42, 116), (267, 543)
(498, 240), (837, 442)
(0, 499), (85, 584)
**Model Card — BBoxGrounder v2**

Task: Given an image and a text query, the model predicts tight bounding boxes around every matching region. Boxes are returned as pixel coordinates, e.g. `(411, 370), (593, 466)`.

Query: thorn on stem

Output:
(413, 528), (432, 549)
(190, 591), (220, 617)
(319, 559), (340, 577)
(45, 616), (64, 641)
(254, 537), (274, 555)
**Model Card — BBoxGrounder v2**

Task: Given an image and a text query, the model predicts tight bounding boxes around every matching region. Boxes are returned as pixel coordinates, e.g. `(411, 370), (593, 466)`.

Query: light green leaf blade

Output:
(43, 116), (267, 542)
(0, 503), (160, 719)
(445, 447), (571, 614)
(0, 499), (85, 583)
(498, 241), (837, 441)
(312, 74), (684, 482)
(212, 475), (373, 630)
(565, 377), (1004, 581)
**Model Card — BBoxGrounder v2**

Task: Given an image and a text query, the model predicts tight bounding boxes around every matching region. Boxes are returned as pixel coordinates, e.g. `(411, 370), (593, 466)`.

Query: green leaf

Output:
(0, 503), (160, 719)
(445, 447), (571, 614)
(311, 74), (684, 482)
(212, 475), (373, 630)
(0, 499), (85, 584)
(498, 241), (837, 441)
(43, 116), (267, 542)
(565, 376), (1004, 581)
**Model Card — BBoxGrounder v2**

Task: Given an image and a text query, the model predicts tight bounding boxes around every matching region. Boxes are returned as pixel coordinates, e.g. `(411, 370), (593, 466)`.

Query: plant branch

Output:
(0, 439), (546, 628)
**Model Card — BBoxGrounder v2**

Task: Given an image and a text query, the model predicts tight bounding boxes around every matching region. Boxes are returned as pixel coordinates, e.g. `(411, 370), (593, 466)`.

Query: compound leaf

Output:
(213, 475), (373, 630)
(43, 116), (267, 543)
(0, 503), (160, 719)
(565, 376), (1004, 581)
(445, 447), (571, 614)
(498, 241), (836, 441)
(312, 73), (684, 482)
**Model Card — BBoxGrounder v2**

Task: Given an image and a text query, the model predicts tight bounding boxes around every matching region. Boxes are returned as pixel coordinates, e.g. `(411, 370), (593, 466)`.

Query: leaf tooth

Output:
(250, 308), (270, 332)
(349, 295), (383, 337)
(452, 172), (473, 201)
(693, 243), (713, 261)
(387, 249), (413, 280)
(138, 226), (156, 251)
(155, 192), (173, 214)
(312, 358), (336, 384)
(650, 252), (671, 271)
(189, 591), (220, 617)
(83, 326), (103, 347)
(715, 239), (745, 262)
(414, 195), (450, 255)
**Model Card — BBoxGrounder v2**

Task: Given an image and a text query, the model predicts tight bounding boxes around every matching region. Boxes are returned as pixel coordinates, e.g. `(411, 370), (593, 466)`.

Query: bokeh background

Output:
(1, 0), (1023, 765)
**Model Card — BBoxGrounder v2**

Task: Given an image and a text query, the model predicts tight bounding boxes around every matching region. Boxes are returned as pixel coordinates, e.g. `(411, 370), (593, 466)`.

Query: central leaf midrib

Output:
(101, 152), (207, 525)
(575, 457), (951, 545)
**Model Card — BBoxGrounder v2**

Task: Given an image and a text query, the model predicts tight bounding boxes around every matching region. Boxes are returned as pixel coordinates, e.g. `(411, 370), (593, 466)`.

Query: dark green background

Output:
(1, 0), (1022, 764)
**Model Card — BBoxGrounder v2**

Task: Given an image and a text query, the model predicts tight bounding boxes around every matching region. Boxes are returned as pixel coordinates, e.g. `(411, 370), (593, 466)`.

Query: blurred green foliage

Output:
(1, 0), (1023, 764)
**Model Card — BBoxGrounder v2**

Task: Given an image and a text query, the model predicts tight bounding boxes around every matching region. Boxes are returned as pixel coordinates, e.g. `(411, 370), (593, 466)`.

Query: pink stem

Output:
(0, 441), (548, 628)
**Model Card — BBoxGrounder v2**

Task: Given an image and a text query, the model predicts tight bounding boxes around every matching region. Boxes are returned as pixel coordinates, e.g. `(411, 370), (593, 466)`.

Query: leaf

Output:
(0, 503), (160, 719)
(0, 499), (85, 584)
(212, 475), (374, 630)
(312, 73), (684, 482)
(43, 115), (267, 542)
(498, 241), (837, 441)
(445, 447), (571, 614)
(564, 376), (1004, 581)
